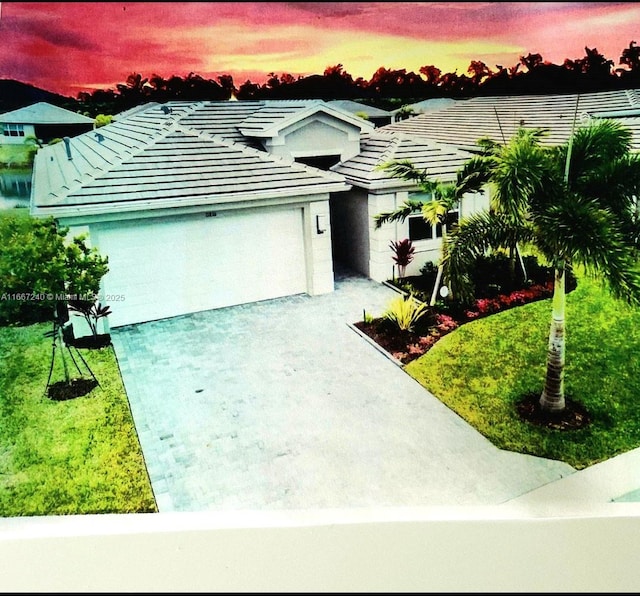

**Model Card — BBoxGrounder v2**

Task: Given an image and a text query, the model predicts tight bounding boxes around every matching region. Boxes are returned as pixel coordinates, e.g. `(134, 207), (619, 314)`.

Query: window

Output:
(408, 200), (460, 242)
(408, 216), (434, 240)
(2, 123), (25, 137)
(295, 155), (341, 170)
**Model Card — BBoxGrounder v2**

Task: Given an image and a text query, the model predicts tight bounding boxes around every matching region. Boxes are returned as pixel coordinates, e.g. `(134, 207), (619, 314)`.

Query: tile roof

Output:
(0, 102), (94, 125)
(381, 89), (640, 152)
(327, 100), (393, 118)
(31, 100), (351, 216)
(332, 132), (471, 190)
(237, 100), (375, 137)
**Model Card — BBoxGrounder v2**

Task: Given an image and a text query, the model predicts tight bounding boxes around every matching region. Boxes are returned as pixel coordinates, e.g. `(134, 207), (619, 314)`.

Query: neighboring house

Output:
(391, 97), (459, 121)
(383, 88), (640, 151)
(30, 89), (640, 329)
(327, 100), (394, 128)
(0, 102), (94, 145)
(31, 100), (371, 327)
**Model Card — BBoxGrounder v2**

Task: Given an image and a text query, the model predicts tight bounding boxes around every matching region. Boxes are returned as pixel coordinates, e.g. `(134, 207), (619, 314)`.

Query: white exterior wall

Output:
(264, 115), (361, 162)
(368, 192), (399, 282)
(0, 123), (35, 145)
(303, 199), (334, 295)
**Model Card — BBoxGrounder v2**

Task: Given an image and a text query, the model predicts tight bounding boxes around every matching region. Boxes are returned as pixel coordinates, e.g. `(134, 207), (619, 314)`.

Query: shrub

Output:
(384, 294), (429, 332)
(0, 212), (109, 326)
(434, 313), (459, 333)
(419, 260), (439, 279)
(94, 114), (113, 128)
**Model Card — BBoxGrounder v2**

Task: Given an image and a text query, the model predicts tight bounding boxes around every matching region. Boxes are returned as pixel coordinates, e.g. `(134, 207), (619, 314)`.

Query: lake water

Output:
(0, 167), (32, 209)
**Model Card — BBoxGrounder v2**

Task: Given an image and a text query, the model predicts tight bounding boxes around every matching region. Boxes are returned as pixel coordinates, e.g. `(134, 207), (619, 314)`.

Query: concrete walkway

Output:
(112, 271), (576, 512)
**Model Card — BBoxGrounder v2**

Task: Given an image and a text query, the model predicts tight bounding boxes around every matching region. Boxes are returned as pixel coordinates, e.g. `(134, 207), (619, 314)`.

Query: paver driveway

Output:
(111, 271), (575, 512)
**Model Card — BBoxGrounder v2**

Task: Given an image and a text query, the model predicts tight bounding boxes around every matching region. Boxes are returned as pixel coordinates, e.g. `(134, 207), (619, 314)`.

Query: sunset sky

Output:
(1, 2), (639, 98)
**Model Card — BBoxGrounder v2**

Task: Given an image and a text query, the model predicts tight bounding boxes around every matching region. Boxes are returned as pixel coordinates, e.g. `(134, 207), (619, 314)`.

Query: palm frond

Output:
(374, 199), (425, 229)
(573, 152), (640, 224)
(491, 134), (549, 220)
(533, 196), (640, 305)
(376, 159), (437, 192)
(421, 198), (449, 226)
(442, 210), (535, 302)
(561, 119), (634, 189)
(455, 156), (493, 197)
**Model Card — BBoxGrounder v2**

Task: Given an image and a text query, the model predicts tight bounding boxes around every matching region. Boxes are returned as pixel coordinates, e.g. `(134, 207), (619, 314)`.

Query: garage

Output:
(30, 100), (354, 330)
(94, 207), (308, 327)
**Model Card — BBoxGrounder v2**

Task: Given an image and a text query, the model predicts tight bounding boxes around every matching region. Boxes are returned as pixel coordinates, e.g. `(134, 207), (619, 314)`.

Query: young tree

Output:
(444, 119), (640, 413)
(0, 213), (109, 326)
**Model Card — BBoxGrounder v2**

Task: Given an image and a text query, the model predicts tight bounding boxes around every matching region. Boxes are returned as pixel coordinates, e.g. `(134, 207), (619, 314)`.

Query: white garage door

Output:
(94, 208), (307, 327)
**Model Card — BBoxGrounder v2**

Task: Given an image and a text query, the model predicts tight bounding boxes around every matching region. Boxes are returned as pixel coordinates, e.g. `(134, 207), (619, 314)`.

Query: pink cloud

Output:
(1, 2), (638, 97)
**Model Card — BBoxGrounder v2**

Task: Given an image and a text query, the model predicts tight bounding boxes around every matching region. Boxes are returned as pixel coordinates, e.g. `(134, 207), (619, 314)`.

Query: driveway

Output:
(111, 271), (575, 512)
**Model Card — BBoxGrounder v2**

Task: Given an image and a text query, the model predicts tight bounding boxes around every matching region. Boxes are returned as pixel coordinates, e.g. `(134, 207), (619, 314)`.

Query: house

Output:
(31, 100), (373, 327)
(31, 89), (640, 329)
(330, 131), (487, 281)
(0, 102), (94, 145)
(383, 88), (640, 151)
(331, 87), (640, 281)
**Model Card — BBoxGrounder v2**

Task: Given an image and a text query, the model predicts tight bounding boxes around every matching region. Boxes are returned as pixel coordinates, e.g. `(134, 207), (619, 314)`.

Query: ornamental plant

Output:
(389, 238), (415, 279)
(68, 300), (112, 340)
(383, 294), (428, 332)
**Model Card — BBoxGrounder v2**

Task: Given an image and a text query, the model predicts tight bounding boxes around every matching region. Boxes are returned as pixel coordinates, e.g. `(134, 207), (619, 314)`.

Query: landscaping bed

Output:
(356, 254), (576, 365)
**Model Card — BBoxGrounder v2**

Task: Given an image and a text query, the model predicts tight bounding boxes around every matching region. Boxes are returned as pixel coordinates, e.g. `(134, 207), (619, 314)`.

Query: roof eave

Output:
(31, 182), (352, 218)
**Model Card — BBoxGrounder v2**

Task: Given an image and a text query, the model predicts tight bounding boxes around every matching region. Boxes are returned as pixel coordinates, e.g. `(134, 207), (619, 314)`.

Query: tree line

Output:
(64, 41), (640, 116)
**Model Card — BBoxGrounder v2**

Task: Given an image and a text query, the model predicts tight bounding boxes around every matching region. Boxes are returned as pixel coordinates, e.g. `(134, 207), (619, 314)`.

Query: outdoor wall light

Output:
(316, 214), (328, 234)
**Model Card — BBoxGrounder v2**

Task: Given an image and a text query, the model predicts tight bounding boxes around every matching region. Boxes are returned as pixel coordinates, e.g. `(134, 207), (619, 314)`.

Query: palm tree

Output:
(444, 119), (640, 414)
(373, 160), (479, 305)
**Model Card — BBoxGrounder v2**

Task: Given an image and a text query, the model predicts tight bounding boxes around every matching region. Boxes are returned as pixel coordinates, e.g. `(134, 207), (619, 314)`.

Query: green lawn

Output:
(0, 322), (157, 516)
(405, 274), (640, 470)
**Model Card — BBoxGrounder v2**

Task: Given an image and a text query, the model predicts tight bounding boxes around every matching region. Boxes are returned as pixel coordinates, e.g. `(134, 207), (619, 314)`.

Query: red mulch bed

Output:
(354, 319), (438, 364)
(355, 280), (557, 365)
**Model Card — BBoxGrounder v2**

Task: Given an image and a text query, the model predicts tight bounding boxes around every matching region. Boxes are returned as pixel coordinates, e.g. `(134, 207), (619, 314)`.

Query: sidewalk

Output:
(506, 446), (640, 507)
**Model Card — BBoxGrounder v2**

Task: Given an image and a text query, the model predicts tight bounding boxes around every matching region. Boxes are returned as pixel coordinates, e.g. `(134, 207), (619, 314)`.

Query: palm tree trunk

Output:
(430, 226), (448, 306)
(508, 245), (516, 281)
(516, 244), (528, 281)
(430, 264), (444, 306)
(540, 267), (566, 413)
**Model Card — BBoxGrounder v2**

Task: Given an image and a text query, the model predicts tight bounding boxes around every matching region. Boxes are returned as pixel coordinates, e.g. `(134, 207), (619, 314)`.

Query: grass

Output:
(0, 321), (157, 516)
(404, 273), (640, 470)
